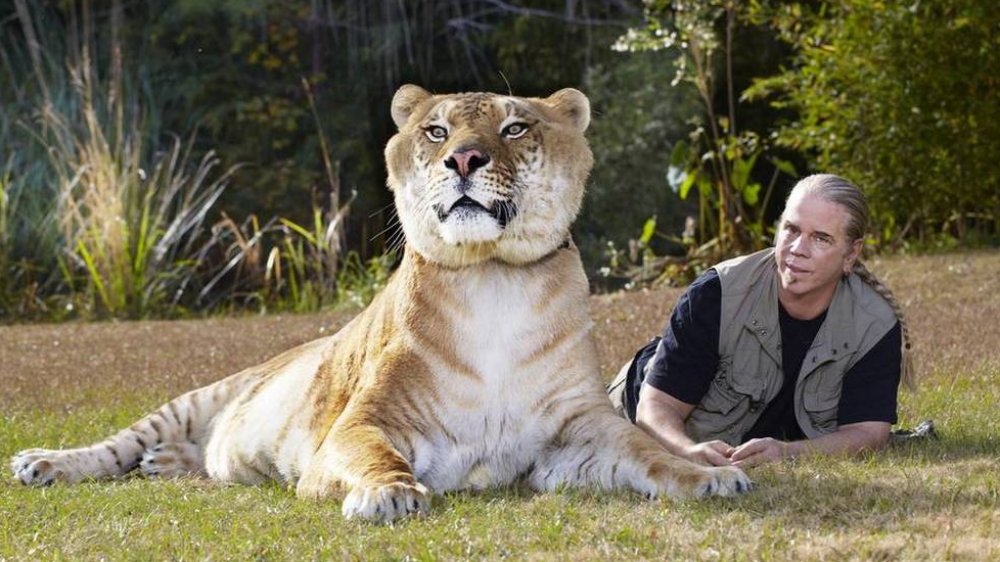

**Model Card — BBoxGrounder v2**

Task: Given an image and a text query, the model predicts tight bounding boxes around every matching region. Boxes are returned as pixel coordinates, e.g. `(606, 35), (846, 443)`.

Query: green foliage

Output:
(491, 1), (627, 95)
(268, 195), (357, 313)
(609, 0), (796, 286)
(335, 250), (396, 310)
(43, 88), (236, 318)
(0, 1), (395, 321)
(0, 166), (10, 313)
(6, 0), (238, 320)
(6, 0), (995, 318)
(578, 50), (701, 275)
(0, 1), (85, 318)
(745, 0), (1000, 245)
(191, 194), (390, 314)
(146, 1), (336, 225)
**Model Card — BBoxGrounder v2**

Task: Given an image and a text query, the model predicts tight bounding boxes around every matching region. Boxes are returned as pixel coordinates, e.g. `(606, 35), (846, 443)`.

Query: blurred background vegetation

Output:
(1, 0), (997, 322)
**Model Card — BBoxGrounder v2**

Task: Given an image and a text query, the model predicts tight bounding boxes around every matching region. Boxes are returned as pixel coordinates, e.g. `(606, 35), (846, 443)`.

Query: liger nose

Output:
(445, 147), (490, 178)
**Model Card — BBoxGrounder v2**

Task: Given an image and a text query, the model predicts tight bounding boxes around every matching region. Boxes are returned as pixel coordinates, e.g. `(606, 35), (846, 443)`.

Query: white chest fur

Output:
(405, 262), (592, 491)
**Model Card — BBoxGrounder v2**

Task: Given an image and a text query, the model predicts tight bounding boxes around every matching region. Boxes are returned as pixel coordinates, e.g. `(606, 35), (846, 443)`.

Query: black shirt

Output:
(742, 304), (826, 441)
(627, 269), (901, 442)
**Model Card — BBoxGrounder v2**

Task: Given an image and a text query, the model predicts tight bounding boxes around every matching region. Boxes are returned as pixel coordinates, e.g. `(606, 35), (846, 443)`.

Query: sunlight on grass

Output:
(2, 363), (997, 561)
(2, 252), (999, 561)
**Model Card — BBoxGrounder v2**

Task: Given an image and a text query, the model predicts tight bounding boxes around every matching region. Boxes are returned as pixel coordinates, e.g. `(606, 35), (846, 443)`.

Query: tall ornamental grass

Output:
(44, 61), (235, 317)
(1, 0), (382, 321)
(10, 57), (377, 319)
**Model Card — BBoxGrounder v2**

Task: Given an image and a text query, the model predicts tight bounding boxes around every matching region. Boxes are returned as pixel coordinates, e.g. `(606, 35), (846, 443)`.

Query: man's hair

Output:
(786, 173), (915, 387)
(787, 173), (870, 243)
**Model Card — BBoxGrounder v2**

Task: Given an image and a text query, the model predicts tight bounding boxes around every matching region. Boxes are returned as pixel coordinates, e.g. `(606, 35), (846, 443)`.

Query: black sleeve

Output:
(837, 322), (902, 425)
(642, 269), (722, 405)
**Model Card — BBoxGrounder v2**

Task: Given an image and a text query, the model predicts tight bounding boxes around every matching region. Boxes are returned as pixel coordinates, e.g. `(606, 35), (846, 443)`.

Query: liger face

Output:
(774, 193), (860, 308)
(384, 86), (593, 267)
(407, 93), (538, 247)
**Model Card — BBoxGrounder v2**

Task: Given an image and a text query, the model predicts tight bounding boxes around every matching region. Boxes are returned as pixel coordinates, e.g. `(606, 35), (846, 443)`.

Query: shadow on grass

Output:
(754, 471), (995, 530)
(885, 432), (1000, 462)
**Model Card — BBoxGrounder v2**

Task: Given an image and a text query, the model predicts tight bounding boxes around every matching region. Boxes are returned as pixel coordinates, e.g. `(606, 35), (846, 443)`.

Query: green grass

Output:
(2, 364), (997, 560)
(2, 252), (999, 560)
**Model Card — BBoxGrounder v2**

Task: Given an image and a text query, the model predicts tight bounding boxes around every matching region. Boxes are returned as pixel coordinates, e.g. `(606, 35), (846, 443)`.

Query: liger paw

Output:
(694, 465), (754, 498)
(140, 442), (203, 479)
(342, 481), (431, 522)
(11, 449), (70, 486)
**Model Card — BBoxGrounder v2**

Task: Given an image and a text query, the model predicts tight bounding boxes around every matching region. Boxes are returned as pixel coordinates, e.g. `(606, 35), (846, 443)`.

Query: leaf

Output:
(669, 139), (689, 168)
(770, 157), (798, 177)
(697, 176), (713, 199)
(731, 152), (759, 190)
(76, 240), (111, 312)
(640, 216), (657, 245)
(279, 218), (317, 245)
(743, 182), (762, 206)
(679, 172), (698, 200)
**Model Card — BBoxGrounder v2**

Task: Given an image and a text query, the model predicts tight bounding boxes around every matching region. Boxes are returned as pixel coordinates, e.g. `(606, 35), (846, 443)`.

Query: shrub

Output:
(746, 0), (1000, 246)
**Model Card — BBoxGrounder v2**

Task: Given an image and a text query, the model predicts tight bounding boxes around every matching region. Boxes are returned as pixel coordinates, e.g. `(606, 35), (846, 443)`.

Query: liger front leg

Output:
(530, 401), (752, 499)
(296, 423), (430, 522)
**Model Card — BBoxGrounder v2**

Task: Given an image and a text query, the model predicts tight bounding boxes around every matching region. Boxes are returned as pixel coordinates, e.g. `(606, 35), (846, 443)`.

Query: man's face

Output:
(774, 193), (861, 303)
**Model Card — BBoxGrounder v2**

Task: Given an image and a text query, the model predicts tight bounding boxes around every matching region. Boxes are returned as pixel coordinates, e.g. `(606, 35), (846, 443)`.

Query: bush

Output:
(746, 0), (1000, 246)
(577, 50), (700, 276)
(0, 1), (380, 321)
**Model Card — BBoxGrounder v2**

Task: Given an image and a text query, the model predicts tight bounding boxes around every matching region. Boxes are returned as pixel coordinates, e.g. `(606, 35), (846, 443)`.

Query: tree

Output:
(746, 0), (1000, 246)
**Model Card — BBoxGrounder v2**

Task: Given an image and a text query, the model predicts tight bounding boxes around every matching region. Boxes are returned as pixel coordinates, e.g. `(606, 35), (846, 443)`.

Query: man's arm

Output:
(637, 381), (890, 468)
(634, 270), (729, 466)
(730, 321), (902, 468)
(635, 383), (735, 466)
(728, 421), (890, 468)
(727, 321), (905, 467)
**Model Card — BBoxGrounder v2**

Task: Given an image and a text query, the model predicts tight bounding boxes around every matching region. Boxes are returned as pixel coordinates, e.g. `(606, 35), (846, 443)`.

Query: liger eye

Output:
(502, 122), (529, 139)
(424, 126), (448, 142)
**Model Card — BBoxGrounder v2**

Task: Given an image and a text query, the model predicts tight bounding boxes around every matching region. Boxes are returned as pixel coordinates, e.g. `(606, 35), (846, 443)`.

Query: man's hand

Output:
(682, 440), (735, 466)
(729, 422), (891, 468)
(636, 385), (740, 466)
(635, 382), (891, 469)
(729, 437), (788, 468)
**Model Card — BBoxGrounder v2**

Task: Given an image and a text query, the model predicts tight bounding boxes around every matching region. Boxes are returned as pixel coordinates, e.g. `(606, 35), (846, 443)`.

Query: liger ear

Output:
(391, 84), (432, 129)
(544, 88), (590, 133)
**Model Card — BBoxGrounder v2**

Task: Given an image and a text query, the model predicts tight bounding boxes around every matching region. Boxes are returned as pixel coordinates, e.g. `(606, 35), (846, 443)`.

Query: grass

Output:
(1, 251), (999, 561)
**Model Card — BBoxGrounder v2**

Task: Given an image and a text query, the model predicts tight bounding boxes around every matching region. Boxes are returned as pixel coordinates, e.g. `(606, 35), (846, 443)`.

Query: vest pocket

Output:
(698, 382), (743, 416)
(688, 372), (765, 442)
(703, 371), (762, 412)
(728, 373), (765, 404)
(802, 386), (840, 433)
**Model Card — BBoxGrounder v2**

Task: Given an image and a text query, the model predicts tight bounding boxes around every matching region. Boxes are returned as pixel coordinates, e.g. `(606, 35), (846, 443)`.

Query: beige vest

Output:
(684, 248), (897, 445)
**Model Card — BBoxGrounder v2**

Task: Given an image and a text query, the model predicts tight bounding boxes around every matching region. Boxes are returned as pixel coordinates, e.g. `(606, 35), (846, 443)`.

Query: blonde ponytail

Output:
(852, 261), (915, 389)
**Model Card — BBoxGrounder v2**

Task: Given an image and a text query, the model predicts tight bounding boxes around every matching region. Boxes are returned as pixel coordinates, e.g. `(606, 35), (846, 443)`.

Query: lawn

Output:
(1, 251), (998, 561)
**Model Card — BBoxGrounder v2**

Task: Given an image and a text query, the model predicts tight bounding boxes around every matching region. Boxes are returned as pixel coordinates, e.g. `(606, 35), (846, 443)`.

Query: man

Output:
(607, 174), (913, 468)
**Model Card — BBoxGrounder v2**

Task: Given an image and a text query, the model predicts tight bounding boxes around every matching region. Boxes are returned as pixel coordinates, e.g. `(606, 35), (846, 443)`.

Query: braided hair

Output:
(787, 174), (915, 388)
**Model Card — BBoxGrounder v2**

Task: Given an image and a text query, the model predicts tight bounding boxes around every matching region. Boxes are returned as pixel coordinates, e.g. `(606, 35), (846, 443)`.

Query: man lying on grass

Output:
(608, 174), (913, 468)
